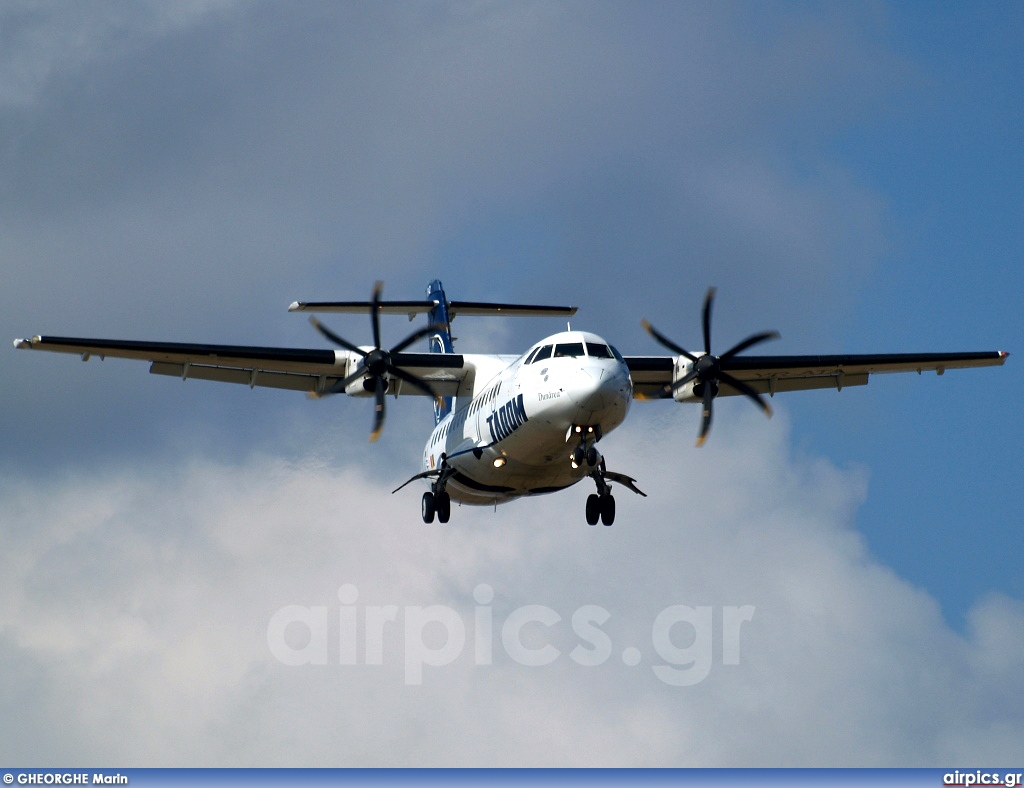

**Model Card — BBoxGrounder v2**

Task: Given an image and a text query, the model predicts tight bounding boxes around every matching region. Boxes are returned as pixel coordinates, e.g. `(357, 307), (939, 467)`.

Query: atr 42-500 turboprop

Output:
(15, 279), (1007, 525)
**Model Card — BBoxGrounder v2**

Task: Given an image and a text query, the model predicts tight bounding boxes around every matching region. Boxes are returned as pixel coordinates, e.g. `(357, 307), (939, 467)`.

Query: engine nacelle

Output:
(670, 355), (700, 402)
(342, 348), (376, 396)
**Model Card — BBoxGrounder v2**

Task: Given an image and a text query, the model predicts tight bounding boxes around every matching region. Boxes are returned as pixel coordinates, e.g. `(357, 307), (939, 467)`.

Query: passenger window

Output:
(586, 342), (612, 359)
(554, 342), (584, 358)
(533, 345), (552, 362)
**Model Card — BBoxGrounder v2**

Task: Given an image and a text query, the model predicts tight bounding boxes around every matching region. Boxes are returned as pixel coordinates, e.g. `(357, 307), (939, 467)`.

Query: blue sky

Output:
(1, 1), (1021, 766)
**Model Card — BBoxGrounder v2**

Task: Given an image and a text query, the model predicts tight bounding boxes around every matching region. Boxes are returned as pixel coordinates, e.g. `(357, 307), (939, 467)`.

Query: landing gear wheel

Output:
(421, 491), (435, 523)
(585, 494), (601, 526)
(572, 444), (586, 467)
(586, 445), (598, 467)
(600, 494), (615, 526)
(435, 491), (451, 523)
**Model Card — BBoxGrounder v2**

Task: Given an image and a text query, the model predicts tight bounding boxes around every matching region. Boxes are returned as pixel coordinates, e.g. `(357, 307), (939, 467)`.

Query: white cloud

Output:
(1, 408), (1020, 765)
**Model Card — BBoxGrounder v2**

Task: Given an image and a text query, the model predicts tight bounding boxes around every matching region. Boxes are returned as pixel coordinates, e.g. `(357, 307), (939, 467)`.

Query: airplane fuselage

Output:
(422, 330), (632, 505)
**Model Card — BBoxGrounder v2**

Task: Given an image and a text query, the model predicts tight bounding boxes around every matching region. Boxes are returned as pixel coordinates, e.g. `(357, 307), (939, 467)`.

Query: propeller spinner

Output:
(308, 281), (443, 442)
(642, 287), (780, 447)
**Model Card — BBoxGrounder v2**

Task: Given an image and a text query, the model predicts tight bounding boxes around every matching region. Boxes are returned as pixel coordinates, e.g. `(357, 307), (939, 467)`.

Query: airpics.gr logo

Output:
(486, 393), (528, 443)
(267, 584), (755, 686)
(943, 773), (1022, 787)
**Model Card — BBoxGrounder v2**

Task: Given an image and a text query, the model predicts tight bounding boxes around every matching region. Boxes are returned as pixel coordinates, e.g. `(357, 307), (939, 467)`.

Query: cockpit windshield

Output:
(585, 342), (612, 358)
(528, 341), (621, 362)
(531, 344), (552, 363)
(553, 342), (585, 358)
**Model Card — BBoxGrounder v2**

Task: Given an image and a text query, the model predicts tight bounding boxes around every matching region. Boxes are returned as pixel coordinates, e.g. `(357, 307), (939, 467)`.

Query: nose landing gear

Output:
(569, 424), (602, 470)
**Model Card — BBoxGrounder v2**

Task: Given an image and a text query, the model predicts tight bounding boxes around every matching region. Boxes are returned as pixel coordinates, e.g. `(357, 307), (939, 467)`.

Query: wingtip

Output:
(694, 434), (708, 448)
(288, 301), (302, 312)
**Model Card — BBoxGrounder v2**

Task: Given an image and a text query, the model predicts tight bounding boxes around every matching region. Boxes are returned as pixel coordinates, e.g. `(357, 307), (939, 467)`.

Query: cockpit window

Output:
(609, 345), (624, 362)
(554, 342), (585, 358)
(524, 347), (539, 365)
(586, 342), (612, 359)
(532, 345), (552, 362)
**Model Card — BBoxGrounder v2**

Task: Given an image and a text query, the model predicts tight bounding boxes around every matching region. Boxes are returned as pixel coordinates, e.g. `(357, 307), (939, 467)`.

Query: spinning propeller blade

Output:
(308, 282), (444, 441)
(643, 287), (780, 446)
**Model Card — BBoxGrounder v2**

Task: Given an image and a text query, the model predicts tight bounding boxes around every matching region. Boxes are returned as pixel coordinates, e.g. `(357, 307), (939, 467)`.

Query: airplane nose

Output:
(565, 363), (631, 416)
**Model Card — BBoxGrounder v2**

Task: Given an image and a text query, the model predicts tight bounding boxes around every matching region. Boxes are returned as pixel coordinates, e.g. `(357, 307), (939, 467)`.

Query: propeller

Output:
(642, 287), (780, 447)
(308, 281), (444, 442)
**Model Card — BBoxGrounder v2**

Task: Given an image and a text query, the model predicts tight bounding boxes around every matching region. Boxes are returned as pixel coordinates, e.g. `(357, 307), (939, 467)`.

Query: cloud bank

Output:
(2, 409), (1020, 766)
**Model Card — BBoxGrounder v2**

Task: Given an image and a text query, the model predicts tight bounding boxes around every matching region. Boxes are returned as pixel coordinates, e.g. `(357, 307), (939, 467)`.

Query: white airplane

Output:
(15, 279), (1008, 526)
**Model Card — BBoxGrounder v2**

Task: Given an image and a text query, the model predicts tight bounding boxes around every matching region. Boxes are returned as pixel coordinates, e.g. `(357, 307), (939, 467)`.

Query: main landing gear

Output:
(586, 458), (616, 526)
(585, 490), (615, 526)
(421, 489), (450, 523)
(391, 452), (457, 524)
(584, 458), (647, 527)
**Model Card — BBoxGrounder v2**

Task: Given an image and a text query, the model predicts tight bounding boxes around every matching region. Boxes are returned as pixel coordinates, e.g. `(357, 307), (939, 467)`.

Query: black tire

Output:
(572, 444), (586, 467)
(585, 494), (601, 526)
(421, 491), (436, 523)
(436, 491), (451, 523)
(586, 445), (598, 467)
(600, 494), (615, 526)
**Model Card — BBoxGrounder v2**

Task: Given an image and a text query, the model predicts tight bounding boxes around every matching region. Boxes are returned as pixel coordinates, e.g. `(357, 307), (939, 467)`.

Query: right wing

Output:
(14, 335), (466, 396)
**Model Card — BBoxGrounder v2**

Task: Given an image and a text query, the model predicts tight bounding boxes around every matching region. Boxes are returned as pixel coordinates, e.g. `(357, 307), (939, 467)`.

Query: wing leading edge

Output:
(626, 350), (1008, 399)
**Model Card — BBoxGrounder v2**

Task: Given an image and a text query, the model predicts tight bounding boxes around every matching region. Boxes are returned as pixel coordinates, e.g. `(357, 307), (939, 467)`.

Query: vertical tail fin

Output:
(426, 279), (454, 425)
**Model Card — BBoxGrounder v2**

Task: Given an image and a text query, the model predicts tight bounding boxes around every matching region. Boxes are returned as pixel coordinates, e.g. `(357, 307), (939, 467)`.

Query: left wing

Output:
(14, 335), (466, 396)
(627, 350), (1008, 400)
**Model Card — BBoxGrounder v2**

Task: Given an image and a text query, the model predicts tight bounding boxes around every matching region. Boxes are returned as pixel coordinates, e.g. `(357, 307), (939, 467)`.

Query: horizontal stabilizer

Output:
(289, 299), (577, 319)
